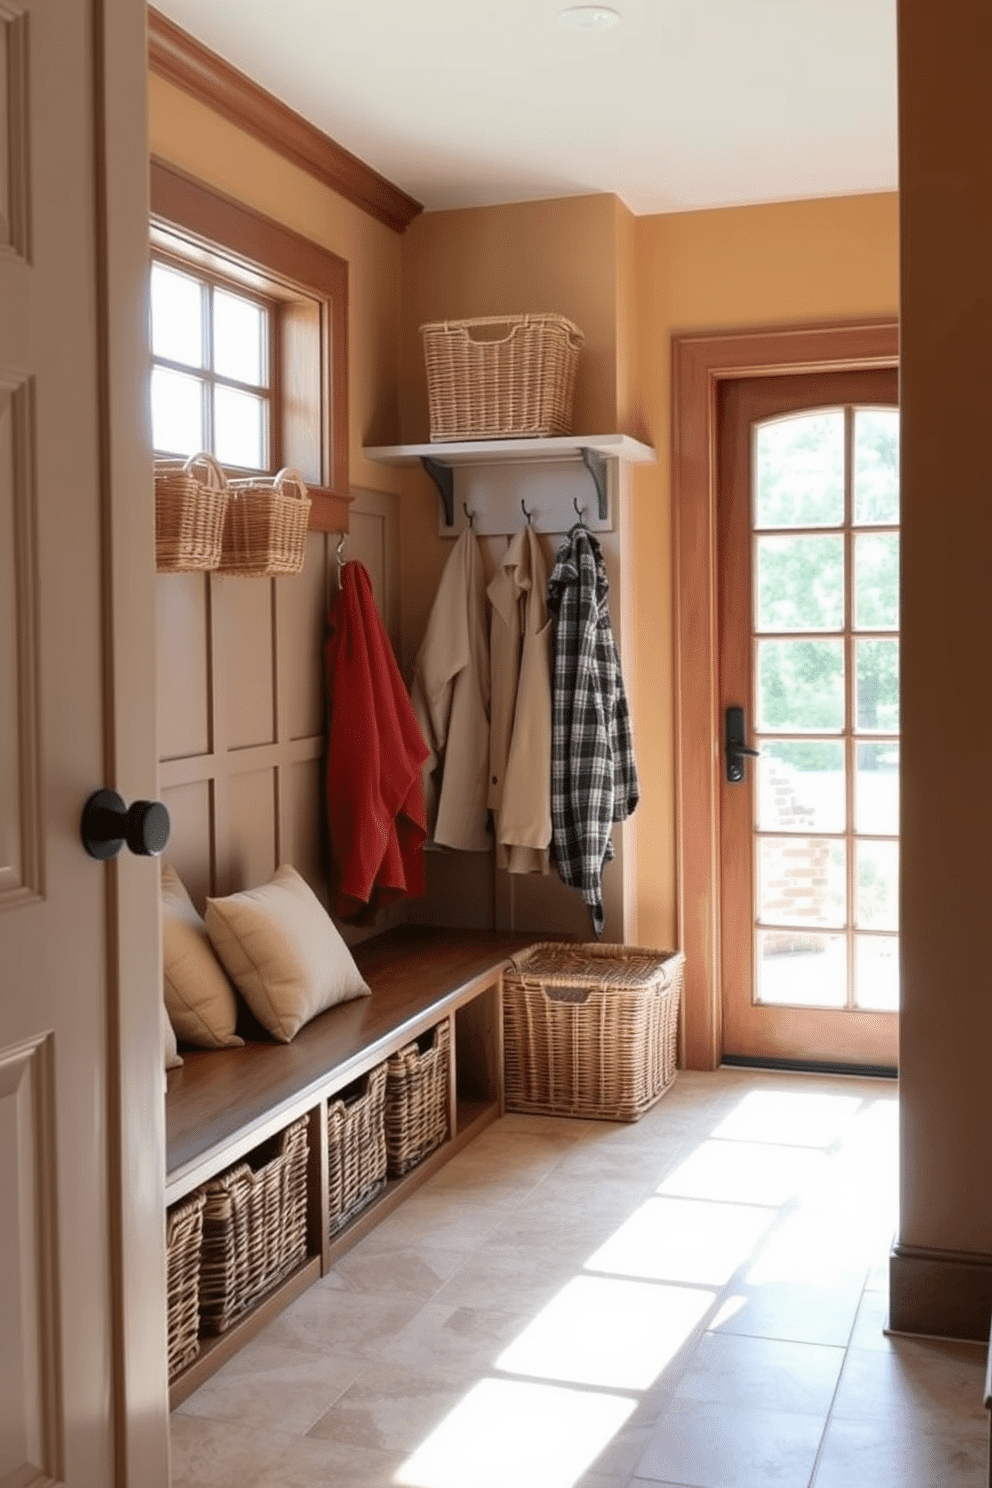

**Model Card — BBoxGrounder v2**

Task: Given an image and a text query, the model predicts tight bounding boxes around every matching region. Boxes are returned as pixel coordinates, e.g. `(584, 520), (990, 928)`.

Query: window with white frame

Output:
(149, 161), (351, 530)
(150, 255), (277, 472)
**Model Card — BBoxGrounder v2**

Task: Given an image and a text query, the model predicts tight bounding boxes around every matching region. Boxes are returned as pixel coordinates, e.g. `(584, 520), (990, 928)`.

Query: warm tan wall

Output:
(398, 197), (635, 937)
(149, 78), (404, 924)
(398, 191), (899, 949)
(889, 0), (992, 1338)
(400, 194), (623, 447)
(148, 75), (405, 488)
(632, 193), (900, 952)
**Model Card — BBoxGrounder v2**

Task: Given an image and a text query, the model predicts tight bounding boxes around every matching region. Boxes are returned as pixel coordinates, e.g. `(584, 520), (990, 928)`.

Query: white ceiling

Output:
(154, 0), (899, 217)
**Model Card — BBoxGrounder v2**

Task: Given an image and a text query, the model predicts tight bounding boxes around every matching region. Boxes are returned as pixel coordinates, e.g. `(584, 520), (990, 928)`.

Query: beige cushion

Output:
(161, 998), (183, 1071)
(205, 864), (370, 1043)
(161, 862), (244, 1049)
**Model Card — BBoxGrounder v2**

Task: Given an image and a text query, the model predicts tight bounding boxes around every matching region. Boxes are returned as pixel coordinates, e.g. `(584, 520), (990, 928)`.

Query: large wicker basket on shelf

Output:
(198, 1116), (309, 1335)
(503, 944), (685, 1122)
(384, 1020), (451, 1177)
(420, 313), (584, 442)
(327, 1064), (388, 1236)
(219, 466), (311, 576)
(154, 452), (229, 573)
(165, 1189), (206, 1379)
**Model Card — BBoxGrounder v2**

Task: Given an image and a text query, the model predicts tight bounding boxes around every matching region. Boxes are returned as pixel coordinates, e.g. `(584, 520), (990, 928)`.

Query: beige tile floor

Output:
(171, 1069), (989, 1488)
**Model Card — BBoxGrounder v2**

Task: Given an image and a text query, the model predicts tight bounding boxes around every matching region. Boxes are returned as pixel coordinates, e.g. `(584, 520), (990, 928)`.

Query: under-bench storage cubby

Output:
(327, 1065), (388, 1234)
(384, 1020), (451, 1177)
(165, 1190), (206, 1380)
(199, 1116), (310, 1335)
(164, 926), (540, 1405)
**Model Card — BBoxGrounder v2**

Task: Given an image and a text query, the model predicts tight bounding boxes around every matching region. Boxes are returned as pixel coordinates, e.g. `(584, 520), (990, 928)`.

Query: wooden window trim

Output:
(150, 158), (351, 532)
(671, 319), (898, 1070)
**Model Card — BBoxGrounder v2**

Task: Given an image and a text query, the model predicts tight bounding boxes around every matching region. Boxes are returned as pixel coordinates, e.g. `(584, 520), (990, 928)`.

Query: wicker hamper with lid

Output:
(502, 944), (684, 1122)
(420, 313), (583, 441)
(327, 1063), (388, 1235)
(198, 1116), (309, 1335)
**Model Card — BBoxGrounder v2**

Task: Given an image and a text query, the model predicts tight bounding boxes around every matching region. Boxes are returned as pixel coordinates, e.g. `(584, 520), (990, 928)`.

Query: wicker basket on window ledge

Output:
(154, 452), (230, 573)
(218, 466), (311, 576)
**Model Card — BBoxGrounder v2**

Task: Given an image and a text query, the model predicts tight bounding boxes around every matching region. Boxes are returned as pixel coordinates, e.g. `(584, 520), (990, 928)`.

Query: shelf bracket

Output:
(580, 447), (609, 521)
(421, 456), (455, 527)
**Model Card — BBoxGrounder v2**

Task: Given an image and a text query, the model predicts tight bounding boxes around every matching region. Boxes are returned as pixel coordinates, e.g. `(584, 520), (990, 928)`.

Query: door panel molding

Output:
(0, 1032), (61, 1488)
(672, 320), (898, 1070)
(0, 372), (41, 907)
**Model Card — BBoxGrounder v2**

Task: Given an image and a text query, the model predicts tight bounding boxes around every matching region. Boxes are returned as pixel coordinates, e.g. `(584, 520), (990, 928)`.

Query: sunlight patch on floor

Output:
(495, 1274), (716, 1390)
(393, 1377), (637, 1488)
(388, 1081), (894, 1488)
(657, 1137), (824, 1207)
(711, 1089), (863, 1147)
(585, 1194), (774, 1286)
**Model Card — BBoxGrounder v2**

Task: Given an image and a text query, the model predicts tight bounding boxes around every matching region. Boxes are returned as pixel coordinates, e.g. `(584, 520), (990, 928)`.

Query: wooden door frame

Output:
(672, 319), (898, 1071)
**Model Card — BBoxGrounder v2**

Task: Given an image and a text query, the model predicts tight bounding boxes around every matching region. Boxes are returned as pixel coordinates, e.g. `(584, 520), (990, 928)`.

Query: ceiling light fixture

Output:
(556, 5), (622, 33)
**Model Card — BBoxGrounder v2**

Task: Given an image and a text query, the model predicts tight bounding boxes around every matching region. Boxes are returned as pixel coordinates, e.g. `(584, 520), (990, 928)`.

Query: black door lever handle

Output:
(725, 706), (760, 784)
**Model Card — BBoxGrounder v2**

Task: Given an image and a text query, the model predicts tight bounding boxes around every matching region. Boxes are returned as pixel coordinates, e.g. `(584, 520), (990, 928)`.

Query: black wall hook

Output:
(521, 499), (534, 527)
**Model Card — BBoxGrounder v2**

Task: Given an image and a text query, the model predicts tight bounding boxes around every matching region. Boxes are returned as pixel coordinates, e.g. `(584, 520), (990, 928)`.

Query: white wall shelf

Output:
(364, 434), (655, 537)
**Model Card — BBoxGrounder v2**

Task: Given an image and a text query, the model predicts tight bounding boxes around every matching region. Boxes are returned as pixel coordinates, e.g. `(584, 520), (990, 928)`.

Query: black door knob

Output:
(81, 790), (171, 860)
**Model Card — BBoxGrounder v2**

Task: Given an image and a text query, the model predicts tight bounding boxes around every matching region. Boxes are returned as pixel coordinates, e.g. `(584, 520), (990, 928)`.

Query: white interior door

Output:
(0, 3), (169, 1484)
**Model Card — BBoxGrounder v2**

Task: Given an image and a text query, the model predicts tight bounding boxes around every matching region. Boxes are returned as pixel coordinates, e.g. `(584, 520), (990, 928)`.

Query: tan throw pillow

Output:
(204, 864), (370, 1043)
(161, 862), (244, 1049)
(161, 998), (183, 1071)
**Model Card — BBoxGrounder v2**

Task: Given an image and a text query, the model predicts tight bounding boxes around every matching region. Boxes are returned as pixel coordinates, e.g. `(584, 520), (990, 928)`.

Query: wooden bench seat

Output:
(164, 924), (536, 1402)
(166, 925), (532, 1193)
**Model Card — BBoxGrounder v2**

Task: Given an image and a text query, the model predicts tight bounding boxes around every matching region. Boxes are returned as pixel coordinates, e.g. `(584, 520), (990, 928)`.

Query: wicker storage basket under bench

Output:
(165, 1189), (206, 1379)
(198, 1115), (310, 1335)
(327, 1063), (388, 1235)
(384, 1020), (451, 1176)
(503, 944), (685, 1122)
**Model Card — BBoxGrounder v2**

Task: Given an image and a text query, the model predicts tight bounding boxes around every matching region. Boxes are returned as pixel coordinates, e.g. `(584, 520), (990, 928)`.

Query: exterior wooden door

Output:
(718, 368), (900, 1069)
(0, 3), (170, 1485)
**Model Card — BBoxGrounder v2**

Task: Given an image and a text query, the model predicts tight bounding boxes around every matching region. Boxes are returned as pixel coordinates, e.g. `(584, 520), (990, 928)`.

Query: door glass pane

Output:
(754, 411), (844, 529)
(213, 288), (267, 386)
(758, 741), (845, 833)
(854, 409), (899, 525)
(855, 935), (900, 1011)
(756, 535), (844, 632)
(854, 533), (899, 630)
(755, 930), (847, 1008)
(855, 743), (899, 835)
(758, 837), (846, 929)
(856, 840), (899, 931)
(855, 639), (899, 733)
(757, 640), (844, 732)
(214, 386), (265, 469)
(151, 366), (203, 456)
(150, 262), (203, 368)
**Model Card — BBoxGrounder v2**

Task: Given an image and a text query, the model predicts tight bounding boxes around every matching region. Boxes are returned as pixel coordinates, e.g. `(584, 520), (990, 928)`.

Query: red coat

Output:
(325, 562), (429, 919)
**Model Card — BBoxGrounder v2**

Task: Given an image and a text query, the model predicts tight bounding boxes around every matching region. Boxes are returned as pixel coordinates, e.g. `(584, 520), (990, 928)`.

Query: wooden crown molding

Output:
(147, 8), (423, 234)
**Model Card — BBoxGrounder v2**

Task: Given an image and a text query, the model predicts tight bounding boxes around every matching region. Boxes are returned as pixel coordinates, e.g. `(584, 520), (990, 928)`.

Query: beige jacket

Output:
(487, 526), (552, 874)
(411, 530), (492, 852)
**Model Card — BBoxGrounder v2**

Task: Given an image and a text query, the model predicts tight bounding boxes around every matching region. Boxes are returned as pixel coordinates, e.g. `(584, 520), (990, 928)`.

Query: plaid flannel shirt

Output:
(547, 527), (639, 936)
